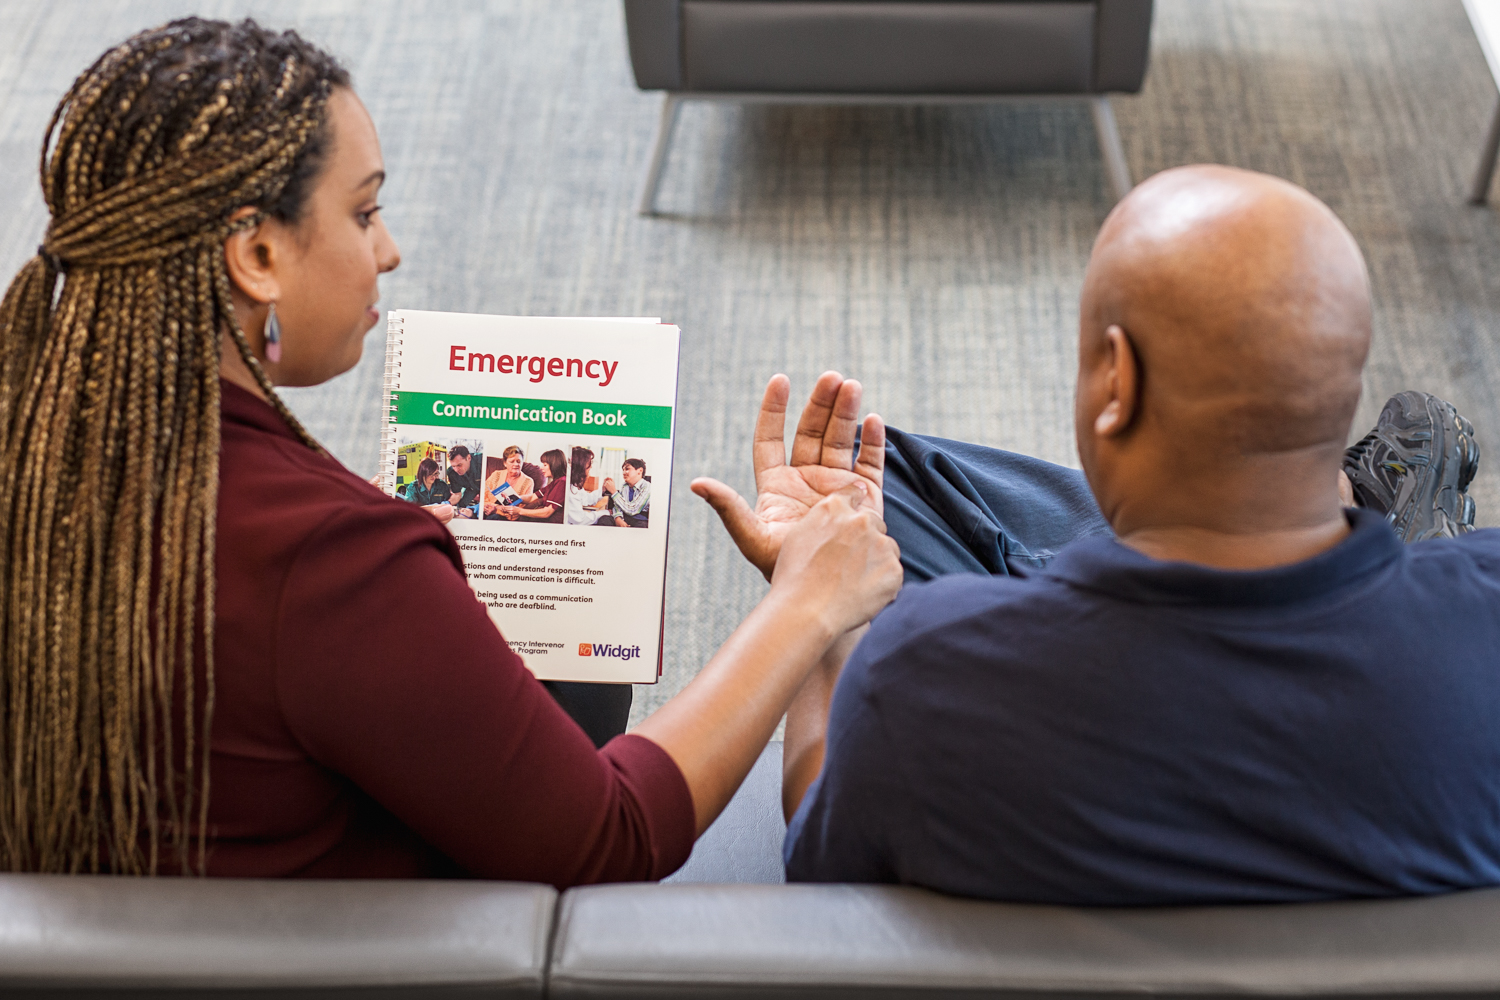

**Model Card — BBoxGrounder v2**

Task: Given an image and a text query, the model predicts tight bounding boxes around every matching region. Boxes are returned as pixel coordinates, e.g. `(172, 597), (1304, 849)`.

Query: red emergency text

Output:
(449, 345), (619, 387)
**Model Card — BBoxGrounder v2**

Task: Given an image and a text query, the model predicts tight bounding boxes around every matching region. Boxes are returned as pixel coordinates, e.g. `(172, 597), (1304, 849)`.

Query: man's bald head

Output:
(1082, 165), (1370, 454)
(1074, 165), (1372, 541)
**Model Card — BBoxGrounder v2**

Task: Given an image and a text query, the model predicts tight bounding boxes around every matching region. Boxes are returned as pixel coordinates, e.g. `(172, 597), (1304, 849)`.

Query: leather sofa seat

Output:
(0, 874), (555, 998)
(549, 881), (1500, 999)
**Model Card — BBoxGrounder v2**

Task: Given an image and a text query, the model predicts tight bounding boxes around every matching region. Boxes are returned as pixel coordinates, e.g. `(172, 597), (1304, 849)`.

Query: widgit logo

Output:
(578, 642), (641, 662)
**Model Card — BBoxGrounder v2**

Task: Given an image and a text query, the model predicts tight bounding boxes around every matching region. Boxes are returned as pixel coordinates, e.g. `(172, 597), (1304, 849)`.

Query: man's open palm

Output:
(692, 372), (886, 580)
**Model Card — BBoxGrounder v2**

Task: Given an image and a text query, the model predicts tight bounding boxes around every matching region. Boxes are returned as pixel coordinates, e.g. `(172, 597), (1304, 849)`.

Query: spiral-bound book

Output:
(380, 310), (680, 683)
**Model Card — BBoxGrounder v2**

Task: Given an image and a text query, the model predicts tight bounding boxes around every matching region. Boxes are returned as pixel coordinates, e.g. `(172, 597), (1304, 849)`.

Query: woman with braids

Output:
(0, 18), (900, 881)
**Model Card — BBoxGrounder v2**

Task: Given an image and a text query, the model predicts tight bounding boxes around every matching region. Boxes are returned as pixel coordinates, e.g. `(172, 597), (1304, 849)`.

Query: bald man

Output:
(696, 165), (1494, 904)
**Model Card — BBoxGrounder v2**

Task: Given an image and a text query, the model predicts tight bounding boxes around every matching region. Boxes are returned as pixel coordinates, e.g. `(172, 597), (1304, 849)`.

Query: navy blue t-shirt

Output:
(785, 509), (1500, 904)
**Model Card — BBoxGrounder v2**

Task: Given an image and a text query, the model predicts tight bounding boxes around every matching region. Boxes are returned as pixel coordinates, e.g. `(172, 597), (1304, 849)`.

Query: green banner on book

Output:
(395, 391), (672, 439)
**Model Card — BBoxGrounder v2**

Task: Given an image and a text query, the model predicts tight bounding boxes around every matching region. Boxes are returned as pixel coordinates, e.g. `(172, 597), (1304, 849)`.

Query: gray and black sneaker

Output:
(1342, 391), (1479, 542)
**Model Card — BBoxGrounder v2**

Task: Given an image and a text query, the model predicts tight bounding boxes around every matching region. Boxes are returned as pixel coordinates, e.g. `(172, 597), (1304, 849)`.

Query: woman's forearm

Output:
(633, 590), (837, 836)
(782, 624), (865, 820)
(514, 504), (556, 519)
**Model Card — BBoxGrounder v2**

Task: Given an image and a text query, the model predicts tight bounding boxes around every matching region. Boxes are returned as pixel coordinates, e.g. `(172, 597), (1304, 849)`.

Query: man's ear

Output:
(1093, 324), (1140, 437)
(222, 206), (282, 305)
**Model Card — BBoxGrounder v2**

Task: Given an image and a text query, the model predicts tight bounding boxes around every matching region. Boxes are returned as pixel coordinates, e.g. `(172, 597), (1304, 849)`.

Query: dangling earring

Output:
(264, 301), (282, 364)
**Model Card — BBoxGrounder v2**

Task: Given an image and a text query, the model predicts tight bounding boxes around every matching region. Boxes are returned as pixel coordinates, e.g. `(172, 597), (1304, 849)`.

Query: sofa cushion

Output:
(0, 874), (554, 998)
(681, 2), (1097, 93)
(549, 881), (1500, 999)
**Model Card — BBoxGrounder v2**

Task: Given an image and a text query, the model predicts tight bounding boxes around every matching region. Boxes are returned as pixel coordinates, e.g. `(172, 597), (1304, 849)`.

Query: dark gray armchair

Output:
(624, 0), (1155, 213)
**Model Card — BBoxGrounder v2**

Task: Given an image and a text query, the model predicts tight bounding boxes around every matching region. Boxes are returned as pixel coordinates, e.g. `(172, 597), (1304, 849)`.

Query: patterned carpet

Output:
(1, 1), (1497, 721)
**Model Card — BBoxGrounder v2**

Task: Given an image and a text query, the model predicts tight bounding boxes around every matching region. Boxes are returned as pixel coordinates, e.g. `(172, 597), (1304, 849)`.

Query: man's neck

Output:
(1100, 446), (1355, 571)
(1117, 513), (1351, 571)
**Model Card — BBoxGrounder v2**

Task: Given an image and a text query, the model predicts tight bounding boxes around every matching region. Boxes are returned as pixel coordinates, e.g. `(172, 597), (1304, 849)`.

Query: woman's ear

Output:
(222, 206), (282, 305)
(1093, 324), (1140, 437)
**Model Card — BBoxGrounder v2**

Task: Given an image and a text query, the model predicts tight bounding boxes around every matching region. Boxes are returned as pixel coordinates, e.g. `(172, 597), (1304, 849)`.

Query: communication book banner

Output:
(380, 310), (679, 683)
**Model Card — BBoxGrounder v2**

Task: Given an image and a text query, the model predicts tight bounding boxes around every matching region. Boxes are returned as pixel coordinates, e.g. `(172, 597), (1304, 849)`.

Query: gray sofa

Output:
(623, 0), (1155, 212)
(3, 742), (1499, 997)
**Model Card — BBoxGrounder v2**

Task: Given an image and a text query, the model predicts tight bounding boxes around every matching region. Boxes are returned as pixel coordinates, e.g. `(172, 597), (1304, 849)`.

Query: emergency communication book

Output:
(379, 310), (680, 683)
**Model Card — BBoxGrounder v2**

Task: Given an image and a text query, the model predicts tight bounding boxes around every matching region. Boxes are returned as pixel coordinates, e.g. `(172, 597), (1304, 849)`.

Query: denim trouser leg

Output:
(881, 427), (1112, 583)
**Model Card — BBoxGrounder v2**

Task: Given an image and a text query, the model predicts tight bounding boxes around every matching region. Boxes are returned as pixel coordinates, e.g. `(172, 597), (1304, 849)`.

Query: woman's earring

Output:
(264, 301), (282, 364)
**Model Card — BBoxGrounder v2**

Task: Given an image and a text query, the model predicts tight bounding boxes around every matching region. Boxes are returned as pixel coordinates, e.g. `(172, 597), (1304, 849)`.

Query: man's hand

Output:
(691, 372), (886, 580)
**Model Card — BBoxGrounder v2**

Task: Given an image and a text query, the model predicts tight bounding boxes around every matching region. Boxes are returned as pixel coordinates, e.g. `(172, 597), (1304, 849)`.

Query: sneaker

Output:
(1342, 391), (1479, 542)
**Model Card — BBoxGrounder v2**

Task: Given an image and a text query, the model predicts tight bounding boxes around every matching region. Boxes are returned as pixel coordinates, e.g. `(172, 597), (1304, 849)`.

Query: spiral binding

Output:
(378, 312), (403, 496)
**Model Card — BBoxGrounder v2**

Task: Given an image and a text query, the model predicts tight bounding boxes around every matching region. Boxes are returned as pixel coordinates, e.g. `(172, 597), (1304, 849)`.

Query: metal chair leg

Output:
(637, 93), (683, 216)
(1090, 96), (1133, 204)
(1470, 98), (1500, 205)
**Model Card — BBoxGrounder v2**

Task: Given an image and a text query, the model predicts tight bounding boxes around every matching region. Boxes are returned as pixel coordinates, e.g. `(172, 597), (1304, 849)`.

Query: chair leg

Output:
(1470, 98), (1500, 205)
(637, 93), (683, 216)
(1090, 96), (1133, 204)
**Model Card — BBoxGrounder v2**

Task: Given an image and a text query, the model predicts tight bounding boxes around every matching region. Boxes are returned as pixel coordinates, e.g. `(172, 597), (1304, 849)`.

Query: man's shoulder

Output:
(1415, 527), (1500, 567)
(221, 422), (451, 554)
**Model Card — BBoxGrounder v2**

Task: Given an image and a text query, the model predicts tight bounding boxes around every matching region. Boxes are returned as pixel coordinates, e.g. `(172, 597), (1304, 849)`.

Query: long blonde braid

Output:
(0, 17), (347, 874)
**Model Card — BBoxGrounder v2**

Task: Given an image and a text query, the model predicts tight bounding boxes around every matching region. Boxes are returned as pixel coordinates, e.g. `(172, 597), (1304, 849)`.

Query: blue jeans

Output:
(880, 427), (1112, 582)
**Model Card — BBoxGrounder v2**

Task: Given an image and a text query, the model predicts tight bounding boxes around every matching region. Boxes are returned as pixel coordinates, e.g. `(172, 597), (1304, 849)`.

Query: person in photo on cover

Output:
(482, 444), (534, 519)
(400, 457), (453, 520)
(567, 446), (611, 524)
(597, 457), (649, 527)
(445, 444), (481, 517)
(501, 448), (566, 524)
(0, 18), (901, 884)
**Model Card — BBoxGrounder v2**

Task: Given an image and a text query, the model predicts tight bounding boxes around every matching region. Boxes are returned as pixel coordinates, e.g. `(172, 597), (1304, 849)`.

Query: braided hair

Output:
(0, 18), (349, 874)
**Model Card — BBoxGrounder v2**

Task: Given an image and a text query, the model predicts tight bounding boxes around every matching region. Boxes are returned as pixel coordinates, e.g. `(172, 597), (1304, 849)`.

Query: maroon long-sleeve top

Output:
(205, 380), (693, 883)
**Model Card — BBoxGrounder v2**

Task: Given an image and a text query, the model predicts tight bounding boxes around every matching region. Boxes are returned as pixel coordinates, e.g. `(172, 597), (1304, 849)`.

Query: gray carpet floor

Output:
(2, 1), (1498, 723)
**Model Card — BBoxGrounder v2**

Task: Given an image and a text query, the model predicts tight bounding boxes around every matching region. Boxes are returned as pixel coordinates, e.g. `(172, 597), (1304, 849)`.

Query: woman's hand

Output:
(425, 503), (455, 524)
(768, 485), (902, 638)
(692, 373), (885, 581)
